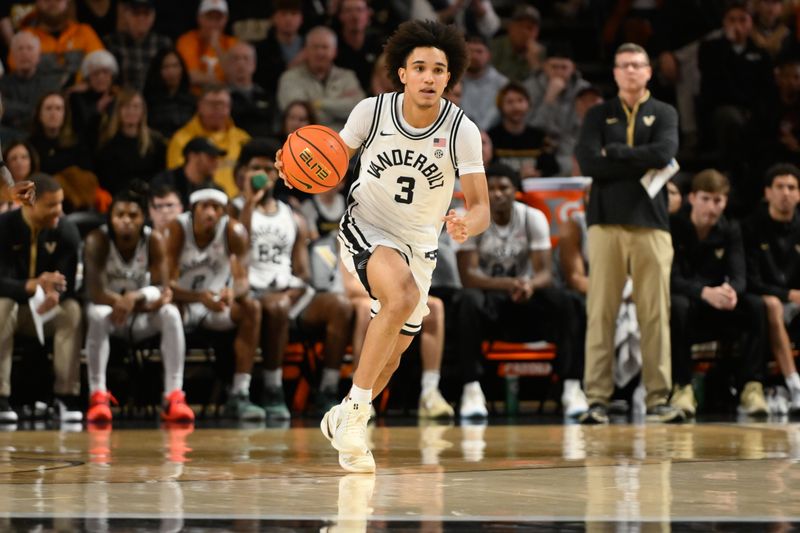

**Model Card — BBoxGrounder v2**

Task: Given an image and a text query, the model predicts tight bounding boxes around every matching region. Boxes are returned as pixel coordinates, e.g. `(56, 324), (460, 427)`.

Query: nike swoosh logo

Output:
(290, 175), (313, 190)
(379, 131), (394, 136)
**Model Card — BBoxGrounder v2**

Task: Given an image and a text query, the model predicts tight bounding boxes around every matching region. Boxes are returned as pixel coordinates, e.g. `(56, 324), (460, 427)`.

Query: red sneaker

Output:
(87, 390), (118, 424)
(161, 390), (195, 423)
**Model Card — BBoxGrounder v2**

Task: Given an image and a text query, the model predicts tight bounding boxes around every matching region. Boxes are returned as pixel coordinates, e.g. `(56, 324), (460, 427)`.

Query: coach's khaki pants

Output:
(0, 297), (82, 397)
(584, 225), (673, 408)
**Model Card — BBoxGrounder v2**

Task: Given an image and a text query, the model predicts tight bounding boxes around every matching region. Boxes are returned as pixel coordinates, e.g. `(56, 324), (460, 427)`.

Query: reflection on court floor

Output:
(0, 422), (799, 530)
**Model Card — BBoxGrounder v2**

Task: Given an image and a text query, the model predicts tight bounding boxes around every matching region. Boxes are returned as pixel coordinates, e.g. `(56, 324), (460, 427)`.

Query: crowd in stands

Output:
(1, 0), (800, 426)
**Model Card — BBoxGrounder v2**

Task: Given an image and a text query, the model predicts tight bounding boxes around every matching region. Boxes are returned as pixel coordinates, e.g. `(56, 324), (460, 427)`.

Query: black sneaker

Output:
(646, 403), (686, 424)
(261, 386), (290, 420)
(52, 396), (84, 423)
(579, 403), (609, 425)
(0, 397), (18, 423)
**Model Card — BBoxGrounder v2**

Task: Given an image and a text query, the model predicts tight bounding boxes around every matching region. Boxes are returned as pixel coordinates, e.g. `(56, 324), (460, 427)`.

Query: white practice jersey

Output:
(176, 212), (230, 292)
(249, 201), (303, 291)
(338, 92), (484, 254)
(102, 225), (151, 294)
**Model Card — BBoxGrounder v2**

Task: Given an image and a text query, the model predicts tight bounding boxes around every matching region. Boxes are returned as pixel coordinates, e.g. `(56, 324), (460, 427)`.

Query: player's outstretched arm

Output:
(443, 171), (489, 243)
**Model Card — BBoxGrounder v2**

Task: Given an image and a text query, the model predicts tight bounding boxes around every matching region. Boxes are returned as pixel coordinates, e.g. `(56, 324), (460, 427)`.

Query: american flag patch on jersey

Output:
(433, 137), (446, 147)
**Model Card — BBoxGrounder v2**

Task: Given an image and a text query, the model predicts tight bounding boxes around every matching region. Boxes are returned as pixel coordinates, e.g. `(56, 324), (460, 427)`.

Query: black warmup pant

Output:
(670, 292), (767, 387)
(454, 286), (582, 384)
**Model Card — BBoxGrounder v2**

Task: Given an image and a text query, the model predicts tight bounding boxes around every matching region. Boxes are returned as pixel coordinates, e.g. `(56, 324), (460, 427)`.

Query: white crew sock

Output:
(348, 384), (372, 404)
(232, 373), (251, 395)
(421, 370), (440, 396)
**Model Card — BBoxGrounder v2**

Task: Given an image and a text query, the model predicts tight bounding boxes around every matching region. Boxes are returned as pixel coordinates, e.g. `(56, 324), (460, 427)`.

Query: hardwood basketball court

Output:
(1, 420), (799, 530)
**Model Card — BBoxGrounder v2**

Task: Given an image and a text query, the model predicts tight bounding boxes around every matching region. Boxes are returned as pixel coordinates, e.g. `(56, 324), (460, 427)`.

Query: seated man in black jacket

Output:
(670, 169), (768, 418)
(0, 174), (83, 424)
(742, 163), (800, 412)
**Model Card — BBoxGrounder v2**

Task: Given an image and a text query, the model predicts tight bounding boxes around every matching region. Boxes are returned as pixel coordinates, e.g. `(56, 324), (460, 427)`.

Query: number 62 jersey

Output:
(338, 92), (484, 253)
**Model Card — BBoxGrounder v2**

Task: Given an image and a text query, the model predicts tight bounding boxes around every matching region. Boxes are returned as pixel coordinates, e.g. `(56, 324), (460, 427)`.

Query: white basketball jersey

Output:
(176, 212), (230, 292)
(102, 225), (151, 294)
(249, 201), (301, 291)
(340, 92), (467, 253)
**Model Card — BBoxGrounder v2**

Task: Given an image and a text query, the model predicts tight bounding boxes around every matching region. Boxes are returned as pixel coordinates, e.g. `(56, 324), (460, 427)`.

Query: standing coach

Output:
(575, 43), (682, 424)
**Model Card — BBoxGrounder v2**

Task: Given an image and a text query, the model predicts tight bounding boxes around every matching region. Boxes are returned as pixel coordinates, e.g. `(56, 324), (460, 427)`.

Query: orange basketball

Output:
(280, 125), (349, 194)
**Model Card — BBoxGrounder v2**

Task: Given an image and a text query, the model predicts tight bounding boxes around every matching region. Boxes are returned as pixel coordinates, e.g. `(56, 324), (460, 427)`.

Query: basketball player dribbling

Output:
(276, 20), (490, 473)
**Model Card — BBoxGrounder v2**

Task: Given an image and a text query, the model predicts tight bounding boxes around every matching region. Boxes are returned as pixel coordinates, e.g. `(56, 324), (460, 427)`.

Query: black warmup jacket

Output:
(670, 207), (746, 300)
(575, 93), (679, 231)
(0, 209), (80, 303)
(742, 205), (800, 301)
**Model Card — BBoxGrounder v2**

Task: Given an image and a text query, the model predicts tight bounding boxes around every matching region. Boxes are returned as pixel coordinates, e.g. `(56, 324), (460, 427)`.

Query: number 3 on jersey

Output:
(395, 176), (415, 204)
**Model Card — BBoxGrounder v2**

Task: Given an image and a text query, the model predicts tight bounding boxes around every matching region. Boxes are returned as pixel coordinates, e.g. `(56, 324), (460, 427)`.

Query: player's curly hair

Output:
(383, 20), (468, 93)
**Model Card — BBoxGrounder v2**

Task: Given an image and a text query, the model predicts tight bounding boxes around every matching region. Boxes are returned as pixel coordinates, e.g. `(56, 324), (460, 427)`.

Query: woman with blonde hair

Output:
(95, 89), (166, 195)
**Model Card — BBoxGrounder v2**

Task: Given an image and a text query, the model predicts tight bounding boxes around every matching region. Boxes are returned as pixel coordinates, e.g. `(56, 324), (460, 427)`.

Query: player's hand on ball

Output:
(274, 148), (293, 189)
(443, 209), (468, 243)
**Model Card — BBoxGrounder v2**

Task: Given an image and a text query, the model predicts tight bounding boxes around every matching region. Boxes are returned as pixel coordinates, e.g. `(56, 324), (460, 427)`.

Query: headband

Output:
(189, 188), (228, 206)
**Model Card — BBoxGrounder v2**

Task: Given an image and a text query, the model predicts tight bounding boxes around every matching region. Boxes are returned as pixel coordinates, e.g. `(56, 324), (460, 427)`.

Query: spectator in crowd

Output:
(69, 49), (120, 149)
(14, 0), (104, 80)
(698, 2), (772, 173)
(743, 163), (800, 412)
(488, 82), (559, 178)
(253, 0), (305, 98)
(0, 31), (67, 133)
(490, 5), (544, 82)
(28, 91), (90, 175)
(411, 0), (500, 40)
(276, 26), (365, 132)
(142, 48), (196, 139)
(334, 0), (384, 95)
(154, 136), (220, 208)
(166, 85), (250, 197)
(455, 163), (585, 418)
(667, 180), (683, 214)
(176, 0), (238, 92)
(95, 89), (166, 195)
(238, 145), (354, 418)
(751, 0), (792, 58)
(575, 43), (682, 425)
(460, 33), (508, 131)
(480, 129), (493, 165)
(148, 182), (183, 234)
(165, 185), (265, 421)
(0, 1), (36, 47)
(83, 185), (194, 424)
(753, 54), (800, 169)
(278, 100), (317, 144)
(670, 169), (769, 417)
(369, 52), (393, 96)
(0, 140), (35, 214)
(570, 86), (604, 175)
(2, 140), (39, 185)
(272, 100), (317, 206)
(0, 174), (83, 423)
(224, 41), (276, 139)
(523, 44), (591, 175)
(103, 0), (172, 91)
(74, 0), (118, 40)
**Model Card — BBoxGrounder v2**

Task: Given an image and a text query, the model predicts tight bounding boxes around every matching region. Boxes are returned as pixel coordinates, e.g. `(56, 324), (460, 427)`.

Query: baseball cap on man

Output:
(183, 137), (227, 158)
(511, 5), (541, 24)
(198, 0), (228, 15)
